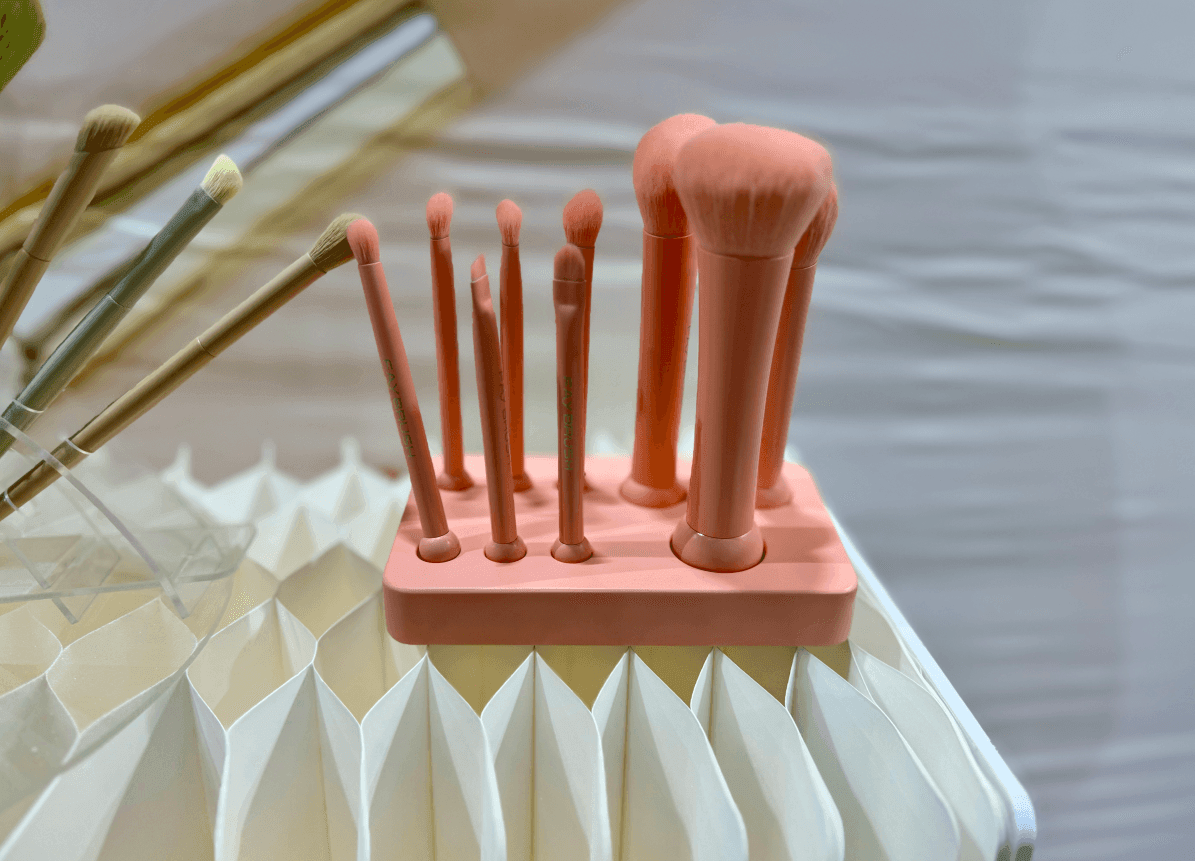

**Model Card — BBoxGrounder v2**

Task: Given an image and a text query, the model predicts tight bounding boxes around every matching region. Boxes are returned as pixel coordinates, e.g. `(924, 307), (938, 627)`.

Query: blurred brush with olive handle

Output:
(0, 105), (140, 352)
(0, 154), (242, 458)
(0, 213), (360, 520)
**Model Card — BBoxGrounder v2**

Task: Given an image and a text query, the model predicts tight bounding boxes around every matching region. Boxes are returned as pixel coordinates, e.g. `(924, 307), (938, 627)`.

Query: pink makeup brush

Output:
(496, 199), (531, 491)
(470, 255), (526, 563)
(427, 192), (473, 491)
(757, 183), (839, 508)
(551, 244), (593, 563)
(620, 113), (716, 508)
(670, 124), (833, 572)
(563, 189), (603, 488)
(348, 218), (460, 563)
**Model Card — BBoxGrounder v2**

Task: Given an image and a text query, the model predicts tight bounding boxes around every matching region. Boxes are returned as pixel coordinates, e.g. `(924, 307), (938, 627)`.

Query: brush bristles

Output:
(309, 213), (365, 272)
(793, 183), (839, 268)
(496, 199), (522, 246)
(562, 189), (603, 248)
(76, 105), (140, 153)
(554, 244), (586, 282)
(200, 155), (243, 205)
(633, 113), (717, 236)
(470, 254), (487, 283)
(426, 192), (453, 239)
(674, 123), (834, 259)
(347, 218), (381, 265)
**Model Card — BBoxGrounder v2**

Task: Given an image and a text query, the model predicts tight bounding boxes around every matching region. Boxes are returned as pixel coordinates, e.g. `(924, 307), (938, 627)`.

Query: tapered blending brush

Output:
(620, 113), (716, 508)
(427, 192), (472, 491)
(0, 105), (140, 352)
(757, 183), (839, 508)
(562, 189), (602, 486)
(496, 199), (531, 491)
(0, 214), (360, 519)
(469, 255), (526, 563)
(348, 218), (460, 563)
(669, 124), (833, 572)
(551, 244), (592, 563)
(0, 154), (243, 458)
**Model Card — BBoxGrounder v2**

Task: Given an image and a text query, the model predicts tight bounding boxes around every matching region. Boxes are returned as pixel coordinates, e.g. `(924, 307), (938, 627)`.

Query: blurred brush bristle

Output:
(554, 244), (586, 282)
(563, 189), (603, 247)
(426, 192), (454, 239)
(674, 123), (833, 259)
(470, 254), (487, 282)
(76, 105), (140, 152)
(200, 155), (243, 205)
(793, 184), (839, 268)
(347, 218), (381, 265)
(309, 213), (364, 271)
(496, 199), (522, 246)
(633, 114), (717, 236)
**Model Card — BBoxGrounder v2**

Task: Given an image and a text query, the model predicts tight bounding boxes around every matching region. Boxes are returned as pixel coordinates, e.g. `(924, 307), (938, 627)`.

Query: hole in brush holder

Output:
(383, 454), (856, 646)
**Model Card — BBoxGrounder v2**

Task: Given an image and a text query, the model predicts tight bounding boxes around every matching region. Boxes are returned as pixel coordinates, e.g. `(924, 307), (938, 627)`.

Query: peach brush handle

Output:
(471, 271), (525, 562)
(757, 262), (817, 507)
(431, 236), (470, 488)
(622, 231), (696, 507)
(553, 289), (591, 561)
(578, 245), (595, 480)
(672, 248), (792, 571)
(499, 242), (529, 489)
(358, 261), (459, 562)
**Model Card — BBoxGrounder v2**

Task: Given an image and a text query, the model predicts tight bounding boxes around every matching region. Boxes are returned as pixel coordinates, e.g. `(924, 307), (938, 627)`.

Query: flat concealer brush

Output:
(0, 105), (140, 352)
(621, 114), (716, 508)
(757, 183), (838, 508)
(470, 255), (525, 563)
(427, 192), (472, 491)
(670, 124), (833, 572)
(551, 244), (592, 563)
(0, 214), (361, 520)
(348, 218), (459, 562)
(496, 199), (531, 491)
(0, 154), (243, 458)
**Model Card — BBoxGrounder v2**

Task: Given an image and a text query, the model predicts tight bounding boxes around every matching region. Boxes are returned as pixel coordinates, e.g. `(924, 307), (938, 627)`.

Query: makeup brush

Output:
(552, 244), (593, 563)
(0, 214), (361, 519)
(620, 113), (716, 508)
(669, 124), (833, 572)
(470, 255), (525, 563)
(427, 192), (472, 491)
(348, 218), (460, 563)
(757, 183), (839, 508)
(496, 199), (531, 491)
(562, 189), (602, 487)
(0, 154), (243, 458)
(0, 105), (141, 352)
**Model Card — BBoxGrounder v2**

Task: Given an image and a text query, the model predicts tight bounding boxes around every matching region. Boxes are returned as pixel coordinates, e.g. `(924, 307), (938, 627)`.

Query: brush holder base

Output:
(384, 454), (856, 646)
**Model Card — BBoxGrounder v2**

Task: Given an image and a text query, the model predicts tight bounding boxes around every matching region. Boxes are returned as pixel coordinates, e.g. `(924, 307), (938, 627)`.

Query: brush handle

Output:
(0, 257), (323, 519)
(671, 247), (792, 572)
(621, 231), (696, 507)
(471, 274), (525, 562)
(0, 148), (123, 351)
(578, 245), (595, 488)
(430, 236), (471, 489)
(553, 288), (591, 562)
(358, 261), (458, 562)
(757, 263), (817, 507)
(499, 242), (530, 490)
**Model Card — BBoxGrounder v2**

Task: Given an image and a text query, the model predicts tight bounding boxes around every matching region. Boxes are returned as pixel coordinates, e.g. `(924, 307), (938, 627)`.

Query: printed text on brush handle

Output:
(561, 375), (574, 471)
(383, 359), (416, 459)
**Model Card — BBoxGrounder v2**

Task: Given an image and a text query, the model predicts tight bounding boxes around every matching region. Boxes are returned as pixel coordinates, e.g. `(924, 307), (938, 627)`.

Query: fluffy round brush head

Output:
(309, 213), (365, 272)
(554, 244), (586, 282)
(633, 113), (717, 237)
(200, 155), (243, 205)
(470, 254), (487, 283)
(346, 218), (381, 265)
(674, 123), (833, 259)
(496, 199), (522, 246)
(76, 105), (140, 153)
(793, 182), (839, 268)
(562, 189), (603, 248)
(426, 192), (453, 239)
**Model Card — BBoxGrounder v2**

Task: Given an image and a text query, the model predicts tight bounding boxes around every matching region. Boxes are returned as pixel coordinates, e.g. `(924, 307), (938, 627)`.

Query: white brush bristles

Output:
(309, 213), (365, 272)
(200, 155), (243, 205)
(76, 105), (140, 153)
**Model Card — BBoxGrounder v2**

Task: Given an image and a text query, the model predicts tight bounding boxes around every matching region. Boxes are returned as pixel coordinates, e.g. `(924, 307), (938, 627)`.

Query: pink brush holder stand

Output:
(384, 453), (856, 646)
